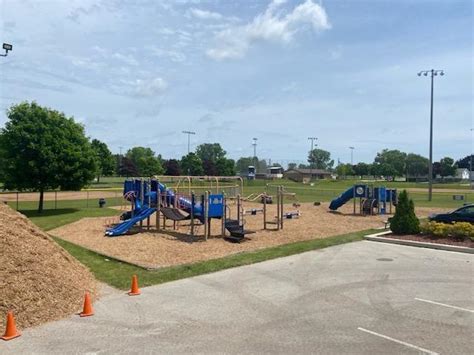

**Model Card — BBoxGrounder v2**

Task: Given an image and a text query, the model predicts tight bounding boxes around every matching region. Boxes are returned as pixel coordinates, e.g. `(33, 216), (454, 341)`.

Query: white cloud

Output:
(206, 0), (331, 60)
(130, 77), (168, 97)
(189, 8), (224, 20)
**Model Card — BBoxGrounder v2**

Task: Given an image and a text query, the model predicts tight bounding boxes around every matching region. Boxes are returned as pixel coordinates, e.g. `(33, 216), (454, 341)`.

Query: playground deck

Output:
(49, 202), (443, 269)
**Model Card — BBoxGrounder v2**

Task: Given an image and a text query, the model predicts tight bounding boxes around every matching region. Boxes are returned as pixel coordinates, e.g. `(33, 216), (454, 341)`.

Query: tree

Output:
(0, 102), (97, 212)
(126, 146), (164, 177)
(455, 155), (473, 169)
(119, 157), (138, 177)
(195, 143), (226, 163)
(203, 159), (218, 176)
(353, 162), (370, 176)
(164, 159), (181, 176)
(308, 148), (334, 170)
(406, 153), (429, 179)
(439, 157), (456, 177)
(287, 162), (297, 170)
(336, 163), (354, 177)
(180, 153), (204, 176)
(235, 157), (267, 174)
(390, 190), (420, 235)
(371, 162), (397, 177)
(91, 139), (115, 182)
(374, 149), (407, 177)
(216, 158), (236, 176)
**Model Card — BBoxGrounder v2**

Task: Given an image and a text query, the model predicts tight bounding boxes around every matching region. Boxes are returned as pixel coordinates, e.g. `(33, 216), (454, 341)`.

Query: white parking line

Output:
(415, 298), (474, 313)
(357, 327), (439, 355)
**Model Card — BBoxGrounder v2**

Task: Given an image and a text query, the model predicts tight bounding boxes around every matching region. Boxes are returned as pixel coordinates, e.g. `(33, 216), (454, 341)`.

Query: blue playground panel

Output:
(208, 194), (224, 218)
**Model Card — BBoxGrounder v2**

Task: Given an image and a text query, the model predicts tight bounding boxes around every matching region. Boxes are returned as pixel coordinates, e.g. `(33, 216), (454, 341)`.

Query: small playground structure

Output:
(105, 179), (297, 242)
(329, 184), (398, 215)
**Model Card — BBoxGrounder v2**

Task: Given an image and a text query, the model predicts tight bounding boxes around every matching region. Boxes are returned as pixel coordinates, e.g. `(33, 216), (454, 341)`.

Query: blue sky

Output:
(0, 0), (472, 165)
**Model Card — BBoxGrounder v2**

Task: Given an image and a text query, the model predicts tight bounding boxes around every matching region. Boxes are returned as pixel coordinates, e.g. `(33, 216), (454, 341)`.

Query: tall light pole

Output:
(349, 146), (355, 165)
(418, 69), (444, 201)
(0, 43), (12, 57)
(308, 137), (317, 181)
(118, 146), (123, 177)
(252, 138), (258, 172)
(470, 128), (473, 188)
(182, 131), (195, 154)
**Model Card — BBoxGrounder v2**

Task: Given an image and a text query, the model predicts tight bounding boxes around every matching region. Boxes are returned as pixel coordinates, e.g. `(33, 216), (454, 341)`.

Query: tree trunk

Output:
(97, 175), (101, 183)
(38, 188), (44, 213)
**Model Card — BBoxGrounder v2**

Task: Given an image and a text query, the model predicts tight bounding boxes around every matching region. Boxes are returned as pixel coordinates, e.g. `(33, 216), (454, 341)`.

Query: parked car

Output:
(429, 204), (474, 224)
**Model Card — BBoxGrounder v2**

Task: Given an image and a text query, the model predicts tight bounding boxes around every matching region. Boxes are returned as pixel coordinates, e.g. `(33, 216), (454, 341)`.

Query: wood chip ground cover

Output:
(0, 203), (97, 331)
(50, 202), (443, 269)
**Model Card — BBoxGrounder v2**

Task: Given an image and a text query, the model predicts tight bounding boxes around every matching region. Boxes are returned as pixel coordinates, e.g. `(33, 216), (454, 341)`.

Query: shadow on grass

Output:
(20, 208), (81, 218)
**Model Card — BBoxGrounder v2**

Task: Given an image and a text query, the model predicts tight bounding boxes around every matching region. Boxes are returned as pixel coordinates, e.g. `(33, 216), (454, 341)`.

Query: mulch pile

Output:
(0, 203), (96, 331)
(386, 233), (474, 248)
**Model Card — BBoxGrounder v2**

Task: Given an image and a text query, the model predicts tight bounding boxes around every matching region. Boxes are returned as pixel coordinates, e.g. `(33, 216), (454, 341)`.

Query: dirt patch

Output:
(50, 202), (443, 269)
(0, 203), (97, 331)
(385, 233), (474, 248)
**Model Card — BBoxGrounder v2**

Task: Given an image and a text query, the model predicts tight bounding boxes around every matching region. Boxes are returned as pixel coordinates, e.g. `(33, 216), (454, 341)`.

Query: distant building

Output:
(456, 168), (470, 180)
(267, 166), (284, 179)
(284, 168), (332, 182)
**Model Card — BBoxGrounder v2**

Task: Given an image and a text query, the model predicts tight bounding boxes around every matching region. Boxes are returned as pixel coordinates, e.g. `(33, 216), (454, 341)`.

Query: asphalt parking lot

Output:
(3, 241), (473, 354)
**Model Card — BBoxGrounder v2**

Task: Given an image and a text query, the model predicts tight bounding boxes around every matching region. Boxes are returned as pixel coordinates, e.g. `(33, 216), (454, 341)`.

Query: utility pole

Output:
(182, 131), (196, 154)
(252, 138), (258, 173)
(349, 146), (355, 165)
(418, 69), (444, 201)
(118, 146), (123, 177)
(470, 128), (473, 188)
(308, 137), (317, 181)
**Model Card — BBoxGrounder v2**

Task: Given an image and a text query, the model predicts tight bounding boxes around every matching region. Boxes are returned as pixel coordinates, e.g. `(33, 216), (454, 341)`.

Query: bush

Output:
(420, 221), (474, 240)
(390, 190), (420, 235)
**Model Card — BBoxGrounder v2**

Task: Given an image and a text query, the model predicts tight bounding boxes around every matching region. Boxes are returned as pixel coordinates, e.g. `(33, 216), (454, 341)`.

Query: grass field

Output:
(53, 229), (376, 290)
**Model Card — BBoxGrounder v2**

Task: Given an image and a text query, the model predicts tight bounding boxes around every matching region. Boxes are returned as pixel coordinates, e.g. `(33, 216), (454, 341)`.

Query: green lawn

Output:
(6, 196), (124, 212)
(22, 207), (120, 231)
(53, 229), (376, 290)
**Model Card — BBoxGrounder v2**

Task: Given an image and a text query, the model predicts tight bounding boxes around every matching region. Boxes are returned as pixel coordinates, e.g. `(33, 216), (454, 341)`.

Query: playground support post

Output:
(139, 178), (144, 229)
(237, 194), (241, 226)
(156, 179), (161, 231)
(190, 192), (195, 236)
(221, 192), (226, 237)
(263, 193), (267, 230)
(279, 186), (284, 229)
(276, 186), (281, 231)
(204, 191), (209, 241)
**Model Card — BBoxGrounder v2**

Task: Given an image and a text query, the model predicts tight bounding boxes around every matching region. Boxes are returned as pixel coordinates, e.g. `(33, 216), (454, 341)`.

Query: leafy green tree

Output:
(195, 143), (226, 162)
(287, 162), (297, 170)
(308, 148), (334, 170)
(439, 157), (456, 177)
(203, 159), (218, 176)
(126, 146), (164, 177)
(164, 159), (181, 176)
(353, 162), (370, 176)
(216, 157), (236, 176)
(336, 163), (354, 177)
(235, 156), (267, 174)
(371, 162), (397, 177)
(374, 149), (407, 177)
(455, 155), (473, 169)
(0, 102), (96, 212)
(406, 153), (429, 179)
(180, 152), (204, 176)
(91, 139), (115, 182)
(390, 190), (420, 235)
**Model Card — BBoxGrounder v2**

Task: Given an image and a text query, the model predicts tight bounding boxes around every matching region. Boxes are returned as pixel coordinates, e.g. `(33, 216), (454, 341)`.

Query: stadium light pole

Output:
(308, 137), (318, 181)
(349, 146), (355, 165)
(418, 69), (444, 201)
(252, 138), (258, 172)
(470, 128), (473, 188)
(182, 131), (195, 154)
(0, 43), (12, 57)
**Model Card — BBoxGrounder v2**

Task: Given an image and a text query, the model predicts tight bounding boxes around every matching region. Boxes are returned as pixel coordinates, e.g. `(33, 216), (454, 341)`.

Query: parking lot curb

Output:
(364, 231), (474, 254)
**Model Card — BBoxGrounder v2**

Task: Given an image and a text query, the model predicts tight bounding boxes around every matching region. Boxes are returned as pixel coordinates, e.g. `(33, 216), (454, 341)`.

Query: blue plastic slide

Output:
(105, 207), (156, 237)
(329, 187), (354, 210)
(157, 182), (203, 216)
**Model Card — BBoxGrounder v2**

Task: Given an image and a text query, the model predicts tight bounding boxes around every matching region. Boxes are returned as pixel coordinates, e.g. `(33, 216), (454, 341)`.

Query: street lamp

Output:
(349, 146), (355, 165)
(470, 128), (473, 188)
(182, 131), (195, 154)
(418, 69), (445, 201)
(308, 137), (318, 181)
(1, 43), (13, 57)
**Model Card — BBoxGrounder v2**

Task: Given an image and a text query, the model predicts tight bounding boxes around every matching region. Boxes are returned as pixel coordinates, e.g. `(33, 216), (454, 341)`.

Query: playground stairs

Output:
(224, 219), (251, 242)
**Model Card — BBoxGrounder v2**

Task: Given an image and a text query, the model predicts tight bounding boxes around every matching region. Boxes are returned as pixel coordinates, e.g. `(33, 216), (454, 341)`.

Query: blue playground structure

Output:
(329, 184), (397, 215)
(105, 179), (252, 242)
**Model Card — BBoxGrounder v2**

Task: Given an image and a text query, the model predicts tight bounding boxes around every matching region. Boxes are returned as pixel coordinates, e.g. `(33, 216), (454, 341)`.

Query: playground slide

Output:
(157, 182), (203, 216)
(329, 187), (354, 211)
(105, 207), (156, 237)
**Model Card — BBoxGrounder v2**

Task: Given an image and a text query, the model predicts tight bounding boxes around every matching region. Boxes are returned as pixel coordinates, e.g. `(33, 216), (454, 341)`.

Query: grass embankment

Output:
(53, 229), (376, 290)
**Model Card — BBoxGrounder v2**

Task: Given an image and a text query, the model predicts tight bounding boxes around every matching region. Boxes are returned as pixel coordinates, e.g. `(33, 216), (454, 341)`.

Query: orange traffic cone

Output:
(1, 311), (21, 341)
(79, 292), (94, 317)
(128, 275), (141, 296)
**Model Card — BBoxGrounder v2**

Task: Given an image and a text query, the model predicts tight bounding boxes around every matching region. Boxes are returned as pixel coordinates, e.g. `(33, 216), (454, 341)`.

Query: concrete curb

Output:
(364, 231), (474, 254)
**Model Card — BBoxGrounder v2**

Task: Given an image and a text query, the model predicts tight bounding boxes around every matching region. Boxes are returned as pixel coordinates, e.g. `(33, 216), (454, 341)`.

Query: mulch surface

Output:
(0, 203), (97, 332)
(50, 202), (444, 269)
(385, 233), (474, 248)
